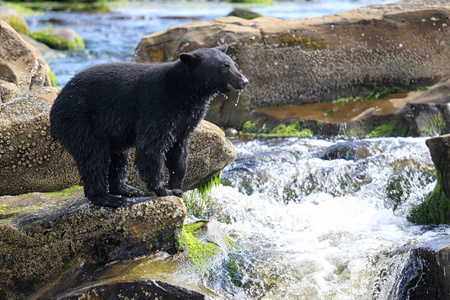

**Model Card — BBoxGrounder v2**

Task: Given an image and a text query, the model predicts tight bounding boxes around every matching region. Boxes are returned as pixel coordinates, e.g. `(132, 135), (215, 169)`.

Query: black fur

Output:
(50, 45), (248, 207)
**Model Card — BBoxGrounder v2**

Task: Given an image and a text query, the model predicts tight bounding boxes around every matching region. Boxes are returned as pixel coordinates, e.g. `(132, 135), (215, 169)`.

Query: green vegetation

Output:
(30, 29), (85, 50)
(228, 9), (263, 20)
(408, 180), (450, 225)
(368, 121), (409, 138)
(360, 85), (404, 100)
(279, 35), (326, 49)
(420, 114), (446, 136)
(240, 121), (313, 138)
(182, 172), (221, 219)
(3, 16), (29, 34)
(6, 1), (110, 13)
(42, 185), (82, 196)
(48, 70), (57, 88)
(178, 221), (220, 265)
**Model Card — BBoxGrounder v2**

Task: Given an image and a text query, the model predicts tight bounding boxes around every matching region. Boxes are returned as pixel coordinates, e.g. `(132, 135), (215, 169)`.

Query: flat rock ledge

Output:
(0, 188), (187, 299)
(136, 0), (450, 128)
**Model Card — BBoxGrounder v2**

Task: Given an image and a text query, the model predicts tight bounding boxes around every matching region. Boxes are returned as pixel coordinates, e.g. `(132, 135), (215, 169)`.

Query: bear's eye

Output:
(222, 63), (230, 70)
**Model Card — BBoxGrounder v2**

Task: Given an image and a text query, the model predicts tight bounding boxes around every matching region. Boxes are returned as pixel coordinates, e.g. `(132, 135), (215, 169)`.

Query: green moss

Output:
(30, 29), (85, 50)
(228, 9), (263, 20)
(240, 121), (313, 138)
(42, 185), (83, 196)
(183, 172), (221, 218)
(179, 222), (220, 265)
(369, 124), (395, 137)
(47, 70), (57, 88)
(0, 205), (21, 221)
(9, 1), (109, 13)
(408, 181), (450, 225)
(7, 3), (39, 16)
(420, 114), (446, 136)
(279, 35), (326, 49)
(4, 16), (29, 35)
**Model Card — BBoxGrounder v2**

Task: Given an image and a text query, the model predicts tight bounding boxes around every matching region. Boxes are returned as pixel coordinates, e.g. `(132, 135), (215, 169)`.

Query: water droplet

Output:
(235, 91), (241, 107)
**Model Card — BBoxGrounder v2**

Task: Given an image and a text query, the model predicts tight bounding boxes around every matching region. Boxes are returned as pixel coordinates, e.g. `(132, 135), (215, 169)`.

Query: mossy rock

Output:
(228, 9), (263, 20)
(30, 28), (85, 51)
(408, 135), (450, 225)
(0, 6), (30, 35)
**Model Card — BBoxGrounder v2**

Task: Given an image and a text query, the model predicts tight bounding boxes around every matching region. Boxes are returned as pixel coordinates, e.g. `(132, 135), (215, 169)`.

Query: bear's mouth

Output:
(226, 83), (243, 94)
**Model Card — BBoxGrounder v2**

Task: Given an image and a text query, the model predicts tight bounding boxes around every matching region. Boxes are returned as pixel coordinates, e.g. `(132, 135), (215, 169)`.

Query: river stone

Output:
(408, 134), (450, 225)
(0, 91), (236, 195)
(135, 0), (450, 128)
(0, 5), (29, 34)
(374, 236), (450, 299)
(0, 20), (52, 103)
(0, 189), (187, 299)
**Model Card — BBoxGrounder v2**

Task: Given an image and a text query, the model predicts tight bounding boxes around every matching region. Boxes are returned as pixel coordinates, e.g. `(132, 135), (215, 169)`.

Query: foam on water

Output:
(205, 137), (449, 299)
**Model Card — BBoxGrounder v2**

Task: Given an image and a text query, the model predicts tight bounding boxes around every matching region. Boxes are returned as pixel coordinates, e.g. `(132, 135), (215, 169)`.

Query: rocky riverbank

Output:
(136, 0), (450, 130)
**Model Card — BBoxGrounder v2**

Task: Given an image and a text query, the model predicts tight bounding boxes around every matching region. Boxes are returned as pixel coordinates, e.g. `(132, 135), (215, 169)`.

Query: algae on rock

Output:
(408, 135), (450, 225)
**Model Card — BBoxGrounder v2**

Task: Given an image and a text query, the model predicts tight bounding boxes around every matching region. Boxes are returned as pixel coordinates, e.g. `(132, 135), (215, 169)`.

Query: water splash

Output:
(235, 91), (241, 107)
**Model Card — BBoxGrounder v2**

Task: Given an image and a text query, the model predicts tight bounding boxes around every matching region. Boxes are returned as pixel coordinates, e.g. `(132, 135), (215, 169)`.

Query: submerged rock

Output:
(135, 0), (450, 128)
(0, 189), (187, 299)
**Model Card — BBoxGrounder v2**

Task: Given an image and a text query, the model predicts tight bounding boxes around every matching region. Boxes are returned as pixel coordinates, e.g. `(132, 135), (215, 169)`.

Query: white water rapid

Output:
(189, 137), (450, 299)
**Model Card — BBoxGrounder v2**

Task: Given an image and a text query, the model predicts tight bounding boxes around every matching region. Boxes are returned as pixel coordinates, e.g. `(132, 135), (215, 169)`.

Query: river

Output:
(25, 1), (450, 299)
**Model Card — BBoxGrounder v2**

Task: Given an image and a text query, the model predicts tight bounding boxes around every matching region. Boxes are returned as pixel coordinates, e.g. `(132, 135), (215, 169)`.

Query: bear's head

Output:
(180, 45), (249, 95)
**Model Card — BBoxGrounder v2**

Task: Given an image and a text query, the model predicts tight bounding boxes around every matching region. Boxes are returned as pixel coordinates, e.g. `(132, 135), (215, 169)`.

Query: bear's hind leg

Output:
(108, 149), (144, 197)
(70, 141), (127, 208)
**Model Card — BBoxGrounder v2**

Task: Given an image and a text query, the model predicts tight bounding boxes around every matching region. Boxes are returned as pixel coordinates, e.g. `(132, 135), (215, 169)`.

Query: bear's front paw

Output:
(171, 189), (183, 197)
(110, 184), (144, 197)
(155, 186), (171, 197)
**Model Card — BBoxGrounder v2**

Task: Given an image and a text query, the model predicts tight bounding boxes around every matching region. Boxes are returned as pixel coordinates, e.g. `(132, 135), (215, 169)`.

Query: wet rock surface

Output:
(57, 279), (205, 300)
(374, 236), (450, 300)
(136, 0), (450, 128)
(0, 189), (187, 299)
(251, 77), (450, 137)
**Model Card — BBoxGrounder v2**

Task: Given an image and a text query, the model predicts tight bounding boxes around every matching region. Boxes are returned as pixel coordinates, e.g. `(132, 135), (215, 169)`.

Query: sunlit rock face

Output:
(136, 0), (450, 128)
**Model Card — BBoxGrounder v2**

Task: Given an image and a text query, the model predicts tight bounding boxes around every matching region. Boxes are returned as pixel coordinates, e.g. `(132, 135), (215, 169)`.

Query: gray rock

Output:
(0, 20), (52, 104)
(135, 0), (450, 128)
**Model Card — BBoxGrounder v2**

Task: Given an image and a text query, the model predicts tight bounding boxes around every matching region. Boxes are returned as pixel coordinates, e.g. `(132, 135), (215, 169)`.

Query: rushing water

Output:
(24, 1), (450, 298)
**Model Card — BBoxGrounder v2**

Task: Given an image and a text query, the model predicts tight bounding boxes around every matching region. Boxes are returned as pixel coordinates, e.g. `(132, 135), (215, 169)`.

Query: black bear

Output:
(50, 45), (248, 208)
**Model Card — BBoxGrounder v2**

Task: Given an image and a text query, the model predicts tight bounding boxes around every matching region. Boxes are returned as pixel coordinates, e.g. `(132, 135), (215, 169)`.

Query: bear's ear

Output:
(180, 53), (200, 67)
(216, 44), (228, 53)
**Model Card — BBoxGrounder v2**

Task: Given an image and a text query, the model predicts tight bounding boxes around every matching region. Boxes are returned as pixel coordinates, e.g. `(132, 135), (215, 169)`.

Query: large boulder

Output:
(0, 189), (187, 299)
(0, 92), (236, 195)
(0, 20), (53, 103)
(135, 0), (450, 128)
